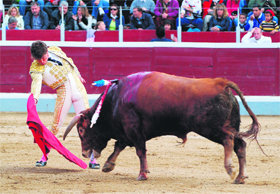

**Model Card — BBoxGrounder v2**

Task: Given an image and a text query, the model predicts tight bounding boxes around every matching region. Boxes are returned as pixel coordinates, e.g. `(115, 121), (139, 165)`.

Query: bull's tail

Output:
(226, 82), (259, 139)
(226, 81), (267, 156)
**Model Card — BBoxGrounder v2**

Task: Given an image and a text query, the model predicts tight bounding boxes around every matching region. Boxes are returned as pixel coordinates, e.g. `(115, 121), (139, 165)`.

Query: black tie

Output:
(48, 57), (63, 66)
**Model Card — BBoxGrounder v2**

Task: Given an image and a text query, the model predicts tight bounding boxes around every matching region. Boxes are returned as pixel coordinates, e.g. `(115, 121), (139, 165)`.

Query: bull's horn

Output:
(63, 114), (81, 140)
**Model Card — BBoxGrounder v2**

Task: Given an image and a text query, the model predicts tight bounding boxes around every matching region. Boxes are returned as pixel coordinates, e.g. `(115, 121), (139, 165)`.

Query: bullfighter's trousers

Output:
(51, 73), (89, 135)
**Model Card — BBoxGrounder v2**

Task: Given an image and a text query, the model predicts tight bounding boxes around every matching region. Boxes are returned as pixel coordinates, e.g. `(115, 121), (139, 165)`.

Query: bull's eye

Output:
(79, 128), (85, 136)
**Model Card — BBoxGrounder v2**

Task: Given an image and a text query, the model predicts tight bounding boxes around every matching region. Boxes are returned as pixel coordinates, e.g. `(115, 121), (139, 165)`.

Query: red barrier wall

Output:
(0, 30), (279, 42)
(1, 46), (279, 96)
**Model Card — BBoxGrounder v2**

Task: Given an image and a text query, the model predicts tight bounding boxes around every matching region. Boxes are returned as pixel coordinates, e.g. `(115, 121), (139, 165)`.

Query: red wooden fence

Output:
(0, 46), (279, 96)
(0, 30), (279, 42)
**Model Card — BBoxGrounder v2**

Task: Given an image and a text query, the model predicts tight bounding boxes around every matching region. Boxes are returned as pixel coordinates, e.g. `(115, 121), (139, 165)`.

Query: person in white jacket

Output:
(73, 6), (96, 30)
(241, 27), (272, 44)
(3, 5), (24, 30)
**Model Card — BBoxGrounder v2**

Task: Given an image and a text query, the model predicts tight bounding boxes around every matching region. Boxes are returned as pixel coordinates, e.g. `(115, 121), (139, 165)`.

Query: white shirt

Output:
(241, 32), (272, 44)
(181, 0), (202, 19)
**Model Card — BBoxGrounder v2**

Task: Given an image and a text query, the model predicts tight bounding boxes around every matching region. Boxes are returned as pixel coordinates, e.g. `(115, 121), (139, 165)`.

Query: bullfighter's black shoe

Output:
(89, 162), (100, 169)
(35, 160), (47, 167)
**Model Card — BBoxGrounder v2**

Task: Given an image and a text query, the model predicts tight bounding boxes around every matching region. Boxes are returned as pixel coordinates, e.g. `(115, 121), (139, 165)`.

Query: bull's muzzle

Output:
(82, 150), (101, 159)
(82, 150), (92, 158)
(93, 150), (101, 158)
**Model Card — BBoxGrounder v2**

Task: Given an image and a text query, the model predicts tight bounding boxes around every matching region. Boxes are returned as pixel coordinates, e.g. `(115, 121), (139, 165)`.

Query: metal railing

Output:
(1, 4), (279, 43)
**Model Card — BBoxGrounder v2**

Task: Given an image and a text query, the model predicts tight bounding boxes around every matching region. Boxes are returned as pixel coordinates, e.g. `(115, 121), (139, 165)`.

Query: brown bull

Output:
(64, 71), (260, 183)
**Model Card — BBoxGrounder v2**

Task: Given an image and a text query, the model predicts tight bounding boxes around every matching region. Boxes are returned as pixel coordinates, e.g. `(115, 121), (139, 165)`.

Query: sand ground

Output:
(0, 112), (279, 194)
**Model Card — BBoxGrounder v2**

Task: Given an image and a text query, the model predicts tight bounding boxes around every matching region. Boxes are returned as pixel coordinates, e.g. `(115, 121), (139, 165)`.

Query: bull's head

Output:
(63, 109), (109, 159)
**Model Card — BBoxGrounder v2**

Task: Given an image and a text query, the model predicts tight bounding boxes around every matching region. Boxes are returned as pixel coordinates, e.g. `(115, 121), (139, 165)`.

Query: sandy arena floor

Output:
(0, 112), (279, 194)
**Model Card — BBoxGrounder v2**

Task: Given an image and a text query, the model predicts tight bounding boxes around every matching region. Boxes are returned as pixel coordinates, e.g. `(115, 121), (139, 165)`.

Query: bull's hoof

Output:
(234, 175), (248, 184)
(229, 171), (237, 180)
(102, 161), (115, 172)
(225, 165), (236, 180)
(137, 173), (148, 181)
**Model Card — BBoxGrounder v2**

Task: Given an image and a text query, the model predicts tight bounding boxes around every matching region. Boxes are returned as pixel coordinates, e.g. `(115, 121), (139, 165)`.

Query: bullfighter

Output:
(29, 40), (99, 169)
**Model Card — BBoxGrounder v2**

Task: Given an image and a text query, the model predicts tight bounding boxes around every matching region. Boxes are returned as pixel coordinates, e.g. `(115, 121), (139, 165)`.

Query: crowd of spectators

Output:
(0, 0), (279, 33)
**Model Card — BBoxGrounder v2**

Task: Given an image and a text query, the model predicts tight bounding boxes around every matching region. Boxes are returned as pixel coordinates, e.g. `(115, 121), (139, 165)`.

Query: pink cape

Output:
(26, 94), (87, 169)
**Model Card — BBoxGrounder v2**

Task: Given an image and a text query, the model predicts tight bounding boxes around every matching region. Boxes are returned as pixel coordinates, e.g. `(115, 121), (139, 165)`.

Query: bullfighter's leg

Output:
(35, 144), (51, 167)
(35, 143), (51, 167)
(36, 83), (70, 167)
(103, 141), (126, 172)
(52, 84), (72, 135)
(69, 73), (89, 113)
(233, 137), (248, 184)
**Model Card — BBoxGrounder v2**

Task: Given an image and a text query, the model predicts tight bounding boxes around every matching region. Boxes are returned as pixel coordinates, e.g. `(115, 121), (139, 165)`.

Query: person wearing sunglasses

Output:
(103, 4), (125, 30)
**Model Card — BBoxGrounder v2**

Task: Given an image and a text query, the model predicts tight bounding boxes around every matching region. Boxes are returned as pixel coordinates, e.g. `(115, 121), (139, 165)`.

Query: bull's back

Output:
(135, 72), (230, 115)
(112, 72), (239, 141)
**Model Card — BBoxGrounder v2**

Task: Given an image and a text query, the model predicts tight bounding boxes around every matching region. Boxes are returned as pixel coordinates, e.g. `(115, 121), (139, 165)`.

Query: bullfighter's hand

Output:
(34, 98), (38, 105)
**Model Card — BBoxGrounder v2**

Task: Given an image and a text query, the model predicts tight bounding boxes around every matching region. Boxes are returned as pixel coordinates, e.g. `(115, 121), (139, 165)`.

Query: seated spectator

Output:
(130, 0), (156, 16)
(244, 5), (278, 30)
(244, 5), (265, 31)
(177, 0), (203, 31)
(95, 20), (106, 30)
(72, 0), (86, 15)
(86, 21), (106, 42)
(49, 1), (74, 30)
(154, 0), (179, 29)
(5, 17), (19, 30)
(260, 10), (279, 35)
(236, 13), (248, 31)
(4, 5), (24, 29)
(151, 26), (176, 41)
(73, 6), (96, 30)
(24, 2), (49, 29)
(209, 3), (231, 31)
(103, 4), (125, 30)
(226, 0), (240, 27)
(91, 0), (110, 20)
(44, 0), (60, 19)
(110, 0), (133, 24)
(248, 0), (276, 12)
(19, 0), (45, 16)
(164, 19), (173, 30)
(241, 27), (272, 43)
(202, 0), (224, 31)
(239, 0), (248, 14)
(130, 7), (155, 29)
